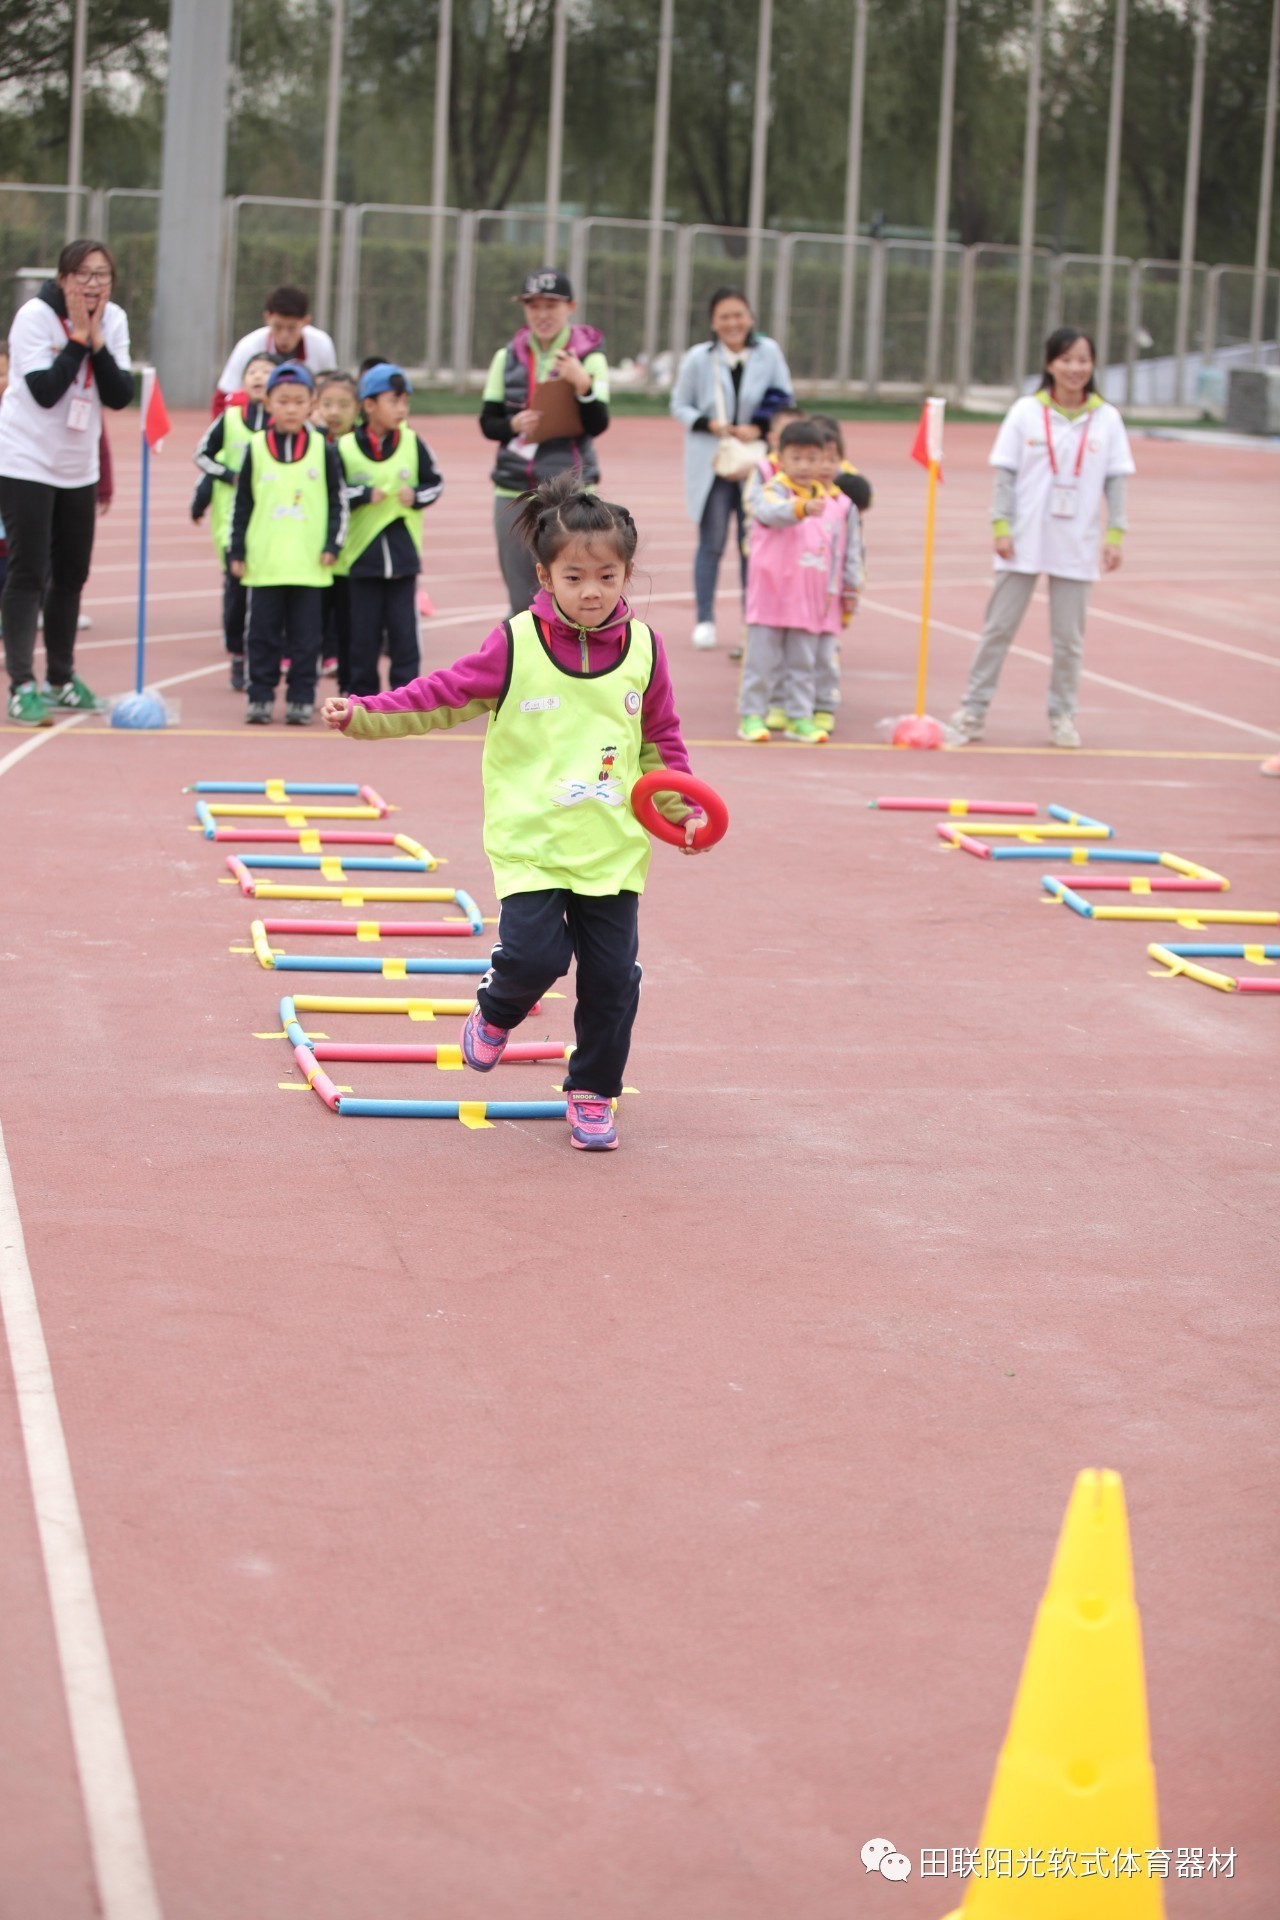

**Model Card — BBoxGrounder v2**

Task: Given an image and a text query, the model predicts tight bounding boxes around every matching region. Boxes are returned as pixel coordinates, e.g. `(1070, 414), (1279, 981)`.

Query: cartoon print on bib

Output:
(555, 742), (626, 810)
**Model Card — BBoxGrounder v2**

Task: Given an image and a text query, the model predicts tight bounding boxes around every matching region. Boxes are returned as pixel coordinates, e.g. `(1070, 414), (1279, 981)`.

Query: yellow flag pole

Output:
(915, 455), (939, 717)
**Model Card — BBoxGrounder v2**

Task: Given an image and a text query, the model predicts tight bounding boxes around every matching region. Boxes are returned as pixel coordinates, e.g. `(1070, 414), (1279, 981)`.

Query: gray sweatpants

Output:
(963, 570), (1092, 721)
(494, 495), (541, 614)
(741, 624), (818, 718)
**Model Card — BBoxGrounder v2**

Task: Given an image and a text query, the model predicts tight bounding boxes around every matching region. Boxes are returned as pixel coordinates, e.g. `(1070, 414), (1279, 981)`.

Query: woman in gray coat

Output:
(670, 287), (794, 650)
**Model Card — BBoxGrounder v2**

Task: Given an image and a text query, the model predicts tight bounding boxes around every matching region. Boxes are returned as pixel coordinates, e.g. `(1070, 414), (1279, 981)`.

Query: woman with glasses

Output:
(0, 238), (133, 725)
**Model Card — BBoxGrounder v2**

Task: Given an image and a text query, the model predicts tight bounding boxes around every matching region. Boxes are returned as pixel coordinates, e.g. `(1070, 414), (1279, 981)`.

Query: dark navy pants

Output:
(477, 889), (641, 1098)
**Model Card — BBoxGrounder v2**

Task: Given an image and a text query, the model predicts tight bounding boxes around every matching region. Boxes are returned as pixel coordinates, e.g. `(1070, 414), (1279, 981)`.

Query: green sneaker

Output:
(783, 715), (829, 743)
(764, 706), (787, 731)
(813, 709), (836, 733)
(738, 713), (771, 743)
(7, 681), (53, 727)
(43, 674), (98, 711)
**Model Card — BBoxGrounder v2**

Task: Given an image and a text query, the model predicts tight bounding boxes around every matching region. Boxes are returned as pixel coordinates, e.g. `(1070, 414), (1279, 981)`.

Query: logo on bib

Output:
(554, 776), (625, 809)
(624, 689), (641, 715)
(520, 695), (560, 713)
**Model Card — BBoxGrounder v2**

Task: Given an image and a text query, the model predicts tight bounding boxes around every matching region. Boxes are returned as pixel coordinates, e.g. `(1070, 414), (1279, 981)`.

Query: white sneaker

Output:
(691, 621), (717, 650)
(78, 613), (92, 630)
(946, 706), (985, 744)
(1049, 717), (1081, 748)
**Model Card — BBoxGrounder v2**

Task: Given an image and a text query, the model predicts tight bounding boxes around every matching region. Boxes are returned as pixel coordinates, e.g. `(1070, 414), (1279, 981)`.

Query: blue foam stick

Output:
(338, 1098), (568, 1120)
(1160, 944), (1280, 959)
(271, 955), (487, 974)
(987, 844), (1158, 863)
(196, 801), (217, 837)
(237, 853), (430, 872)
(1041, 877), (1094, 916)
(1047, 804), (1113, 834)
(454, 889), (485, 934)
(190, 781), (363, 796)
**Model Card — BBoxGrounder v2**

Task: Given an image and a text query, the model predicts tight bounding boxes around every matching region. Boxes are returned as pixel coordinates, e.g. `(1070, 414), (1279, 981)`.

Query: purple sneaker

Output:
(461, 1006), (510, 1071)
(565, 1090), (618, 1152)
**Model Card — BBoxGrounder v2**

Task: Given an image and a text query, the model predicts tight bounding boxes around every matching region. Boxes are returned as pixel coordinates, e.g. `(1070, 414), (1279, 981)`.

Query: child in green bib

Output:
(190, 350), (272, 690)
(324, 472), (709, 1152)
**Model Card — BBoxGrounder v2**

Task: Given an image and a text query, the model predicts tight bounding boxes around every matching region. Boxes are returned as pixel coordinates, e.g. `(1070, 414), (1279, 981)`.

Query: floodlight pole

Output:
(836, 0), (869, 387)
(426, 0), (453, 375)
(1173, 1), (1209, 406)
(545, 0), (568, 262)
(1012, 0), (1044, 395)
(315, 0), (345, 328)
(641, 0), (675, 379)
(1251, 0), (1280, 363)
(746, 0), (774, 312)
(925, 0), (958, 390)
(1096, 0), (1128, 384)
(66, 0), (89, 241)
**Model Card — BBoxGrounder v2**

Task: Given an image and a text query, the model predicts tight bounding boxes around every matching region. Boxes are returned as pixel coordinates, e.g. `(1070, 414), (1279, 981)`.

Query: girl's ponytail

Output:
(515, 471), (638, 570)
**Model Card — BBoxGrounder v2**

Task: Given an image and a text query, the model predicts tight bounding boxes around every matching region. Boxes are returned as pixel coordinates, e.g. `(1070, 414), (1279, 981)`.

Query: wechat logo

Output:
(862, 1837), (912, 1882)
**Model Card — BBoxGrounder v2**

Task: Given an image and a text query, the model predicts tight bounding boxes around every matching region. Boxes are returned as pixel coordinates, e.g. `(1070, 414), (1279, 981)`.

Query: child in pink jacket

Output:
(737, 419), (862, 744)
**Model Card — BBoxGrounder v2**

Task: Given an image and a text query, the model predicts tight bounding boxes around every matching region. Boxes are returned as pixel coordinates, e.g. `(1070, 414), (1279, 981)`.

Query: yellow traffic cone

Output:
(941, 1470), (1165, 1917)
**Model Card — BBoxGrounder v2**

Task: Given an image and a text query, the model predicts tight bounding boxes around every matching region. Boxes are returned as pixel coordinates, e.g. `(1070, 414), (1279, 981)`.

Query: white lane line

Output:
(0, 712), (92, 777)
(1038, 599), (1280, 667)
(860, 598), (1280, 744)
(0, 1118), (164, 1920)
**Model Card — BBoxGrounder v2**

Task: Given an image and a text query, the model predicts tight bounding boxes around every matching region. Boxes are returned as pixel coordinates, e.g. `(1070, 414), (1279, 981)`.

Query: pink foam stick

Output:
(259, 918), (474, 938)
(226, 854), (257, 895)
(358, 785), (391, 814)
(214, 828), (400, 845)
(1047, 875), (1228, 893)
(935, 823), (992, 857)
(293, 1043), (341, 1109)
(311, 1041), (566, 1063)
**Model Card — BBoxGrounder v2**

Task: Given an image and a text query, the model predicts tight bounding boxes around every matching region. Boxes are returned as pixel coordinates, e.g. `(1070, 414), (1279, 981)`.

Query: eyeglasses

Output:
(72, 268), (112, 286)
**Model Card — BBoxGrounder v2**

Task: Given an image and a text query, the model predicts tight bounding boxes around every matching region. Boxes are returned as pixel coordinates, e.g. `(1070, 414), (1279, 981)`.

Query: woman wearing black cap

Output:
(479, 268), (611, 613)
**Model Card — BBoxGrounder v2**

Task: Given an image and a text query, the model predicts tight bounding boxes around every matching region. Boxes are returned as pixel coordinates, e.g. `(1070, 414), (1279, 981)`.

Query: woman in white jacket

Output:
(670, 288), (793, 650)
(0, 238), (133, 726)
(950, 327), (1134, 749)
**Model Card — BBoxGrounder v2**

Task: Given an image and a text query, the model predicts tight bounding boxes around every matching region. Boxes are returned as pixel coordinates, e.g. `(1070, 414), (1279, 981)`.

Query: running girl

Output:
(949, 327), (1135, 749)
(323, 472), (706, 1152)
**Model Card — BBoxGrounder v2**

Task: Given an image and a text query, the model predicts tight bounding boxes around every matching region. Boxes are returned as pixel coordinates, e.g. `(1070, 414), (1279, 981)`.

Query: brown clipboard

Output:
(524, 375), (585, 443)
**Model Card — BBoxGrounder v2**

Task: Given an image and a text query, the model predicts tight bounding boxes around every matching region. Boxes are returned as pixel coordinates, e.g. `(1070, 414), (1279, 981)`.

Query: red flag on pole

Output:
(141, 366), (171, 452)
(909, 396), (945, 477)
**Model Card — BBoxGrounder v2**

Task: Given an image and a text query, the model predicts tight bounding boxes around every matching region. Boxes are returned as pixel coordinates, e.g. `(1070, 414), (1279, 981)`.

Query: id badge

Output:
(67, 396), (92, 432)
(1050, 482), (1077, 520)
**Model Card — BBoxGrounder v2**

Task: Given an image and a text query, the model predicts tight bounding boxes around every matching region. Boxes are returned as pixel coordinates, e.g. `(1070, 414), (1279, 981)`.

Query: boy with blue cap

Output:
(228, 360), (346, 724)
(335, 361), (443, 697)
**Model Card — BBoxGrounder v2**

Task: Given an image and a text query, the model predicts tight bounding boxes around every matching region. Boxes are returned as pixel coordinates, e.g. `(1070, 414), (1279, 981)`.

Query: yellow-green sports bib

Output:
(243, 426), (332, 589)
(335, 428), (424, 575)
(211, 405), (257, 559)
(482, 608), (654, 898)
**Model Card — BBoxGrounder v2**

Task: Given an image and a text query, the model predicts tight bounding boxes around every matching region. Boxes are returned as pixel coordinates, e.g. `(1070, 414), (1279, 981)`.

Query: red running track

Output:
(0, 413), (1277, 1919)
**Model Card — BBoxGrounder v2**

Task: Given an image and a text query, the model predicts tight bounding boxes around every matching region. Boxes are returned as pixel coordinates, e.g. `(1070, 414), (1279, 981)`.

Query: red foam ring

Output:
(1047, 875), (1228, 893)
(312, 1041), (566, 1064)
(257, 918), (472, 938)
(1236, 978), (1280, 992)
(631, 771), (729, 849)
(875, 797), (1038, 815)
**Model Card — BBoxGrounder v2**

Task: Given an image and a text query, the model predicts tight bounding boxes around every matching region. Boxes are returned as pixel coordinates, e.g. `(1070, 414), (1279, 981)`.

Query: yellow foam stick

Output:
(458, 1103), (494, 1130)
(381, 957), (407, 979)
(355, 921), (380, 941)
(292, 995), (472, 1014)
(249, 920), (277, 968)
(265, 780), (288, 803)
(1092, 906), (1278, 926)
(299, 829), (323, 853)
(435, 1045), (464, 1071)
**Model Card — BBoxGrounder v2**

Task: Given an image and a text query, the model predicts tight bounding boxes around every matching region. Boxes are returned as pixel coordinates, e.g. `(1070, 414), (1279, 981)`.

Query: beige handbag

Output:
(710, 350), (762, 483)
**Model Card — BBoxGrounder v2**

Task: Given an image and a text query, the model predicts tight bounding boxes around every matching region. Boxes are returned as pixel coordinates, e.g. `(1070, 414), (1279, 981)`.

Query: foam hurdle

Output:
(224, 854), (473, 907)
(194, 807), (430, 860)
(234, 852), (435, 874)
(280, 997), (570, 1124)
(1041, 878), (1278, 927)
(248, 919), (486, 975)
(188, 781), (377, 797)
(201, 800), (389, 821)
(936, 818), (1113, 843)
(1148, 942), (1280, 994)
(289, 993), (479, 1018)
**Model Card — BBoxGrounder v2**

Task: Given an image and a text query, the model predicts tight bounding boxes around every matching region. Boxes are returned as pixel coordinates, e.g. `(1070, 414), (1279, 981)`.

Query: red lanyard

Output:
(1042, 401), (1088, 479)
(60, 319), (94, 390)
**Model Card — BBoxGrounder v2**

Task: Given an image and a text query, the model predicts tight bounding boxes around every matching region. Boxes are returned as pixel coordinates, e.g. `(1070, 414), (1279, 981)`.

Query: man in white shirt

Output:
(214, 283), (336, 415)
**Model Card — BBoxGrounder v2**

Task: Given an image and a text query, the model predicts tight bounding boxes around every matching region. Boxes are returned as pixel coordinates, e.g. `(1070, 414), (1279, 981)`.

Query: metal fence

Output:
(3, 181), (1277, 407)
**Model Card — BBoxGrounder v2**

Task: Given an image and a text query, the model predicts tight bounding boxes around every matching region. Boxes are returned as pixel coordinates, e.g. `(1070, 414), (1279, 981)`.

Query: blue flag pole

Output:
(135, 409), (150, 695)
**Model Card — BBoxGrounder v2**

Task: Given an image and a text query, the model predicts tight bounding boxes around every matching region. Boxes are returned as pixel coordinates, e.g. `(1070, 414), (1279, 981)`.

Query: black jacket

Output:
(27, 279), (134, 412)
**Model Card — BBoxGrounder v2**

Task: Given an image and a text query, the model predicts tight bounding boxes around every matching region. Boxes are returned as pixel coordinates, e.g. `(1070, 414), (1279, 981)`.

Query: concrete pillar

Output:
(151, 0), (234, 405)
